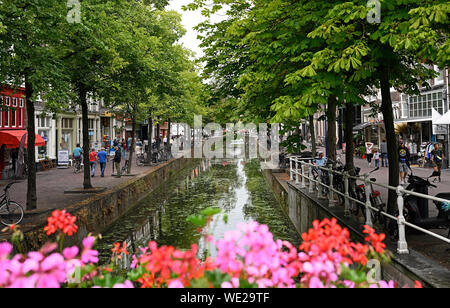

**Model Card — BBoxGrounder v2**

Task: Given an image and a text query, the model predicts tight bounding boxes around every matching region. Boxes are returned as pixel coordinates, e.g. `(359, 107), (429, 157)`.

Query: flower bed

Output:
(0, 209), (422, 288)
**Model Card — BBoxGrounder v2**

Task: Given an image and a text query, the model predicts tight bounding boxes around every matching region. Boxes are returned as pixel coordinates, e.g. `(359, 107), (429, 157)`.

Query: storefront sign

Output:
(433, 125), (447, 135)
(58, 150), (70, 167)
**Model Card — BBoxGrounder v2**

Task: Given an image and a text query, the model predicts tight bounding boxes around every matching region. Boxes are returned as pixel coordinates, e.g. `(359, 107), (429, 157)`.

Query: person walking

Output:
(380, 139), (388, 167)
(114, 146), (122, 178)
(365, 142), (374, 167)
(98, 147), (108, 178)
(373, 149), (380, 168)
(431, 143), (444, 183)
(399, 141), (411, 185)
(89, 148), (98, 178)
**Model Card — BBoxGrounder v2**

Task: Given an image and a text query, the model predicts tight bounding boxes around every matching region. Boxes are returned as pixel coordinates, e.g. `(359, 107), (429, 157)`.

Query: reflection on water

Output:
(98, 159), (300, 265)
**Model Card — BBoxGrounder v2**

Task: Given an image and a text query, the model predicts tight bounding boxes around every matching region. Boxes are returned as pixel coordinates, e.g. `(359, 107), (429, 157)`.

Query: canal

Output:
(98, 159), (300, 264)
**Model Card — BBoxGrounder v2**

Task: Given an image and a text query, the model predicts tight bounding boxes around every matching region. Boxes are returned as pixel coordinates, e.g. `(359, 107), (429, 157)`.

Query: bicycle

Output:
(122, 159), (131, 174)
(0, 182), (24, 226)
(73, 157), (83, 174)
(350, 167), (387, 227)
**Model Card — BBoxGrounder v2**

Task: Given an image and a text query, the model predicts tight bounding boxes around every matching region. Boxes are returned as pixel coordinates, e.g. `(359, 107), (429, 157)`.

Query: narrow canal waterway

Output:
(98, 159), (300, 264)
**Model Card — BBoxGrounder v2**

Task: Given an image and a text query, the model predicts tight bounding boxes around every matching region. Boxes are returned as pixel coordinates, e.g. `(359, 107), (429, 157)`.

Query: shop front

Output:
(0, 130), (46, 179)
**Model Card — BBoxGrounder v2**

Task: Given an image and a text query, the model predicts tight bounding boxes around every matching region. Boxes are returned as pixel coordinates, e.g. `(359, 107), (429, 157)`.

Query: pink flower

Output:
(168, 280), (184, 289)
(113, 280), (134, 288)
(0, 243), (12, 260)
(81, 237), (98, 265)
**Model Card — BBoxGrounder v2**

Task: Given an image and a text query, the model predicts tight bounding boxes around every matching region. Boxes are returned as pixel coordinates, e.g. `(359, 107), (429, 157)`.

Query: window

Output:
(18, 108), (22, 127)
(0, 97), (2, 127)
(19, 98), (24, 107)
(12, 98), (17, 107)
(11, 107), (16, 127)
(62, 118), (73, 129)
(435, 66), (444, 85)
(408, 91), (445, 119)
(3, 97), (9, 127)
(88, 119), (94, 130)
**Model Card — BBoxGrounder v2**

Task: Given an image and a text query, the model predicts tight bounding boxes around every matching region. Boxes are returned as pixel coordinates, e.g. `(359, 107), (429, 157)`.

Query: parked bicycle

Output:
(350, 167), (387, 227)
(0, 182), (24, 226)
(73, 158), (83, 174)
(152, 147), (172, 164)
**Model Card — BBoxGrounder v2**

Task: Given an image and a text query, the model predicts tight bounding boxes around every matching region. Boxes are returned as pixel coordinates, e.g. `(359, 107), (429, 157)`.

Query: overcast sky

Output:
(168, 0), (226, 59)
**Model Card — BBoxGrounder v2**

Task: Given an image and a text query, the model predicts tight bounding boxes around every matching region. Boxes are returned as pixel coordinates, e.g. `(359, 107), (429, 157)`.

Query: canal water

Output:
(98, 159), (300, 264)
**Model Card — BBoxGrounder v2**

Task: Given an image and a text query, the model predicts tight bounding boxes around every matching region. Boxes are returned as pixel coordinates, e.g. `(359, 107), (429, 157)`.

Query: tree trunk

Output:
(327, 96), (337, 162)
(344, 101), (355, 173)
(25, 76), (37, 210)
(156, 122), (161, 150)
(127, 119), (135, 174)
(79, 85), (93, 189)
(309, 115), (316, 158)
(167, 119), (171, 151)
(380, 65), (399, 215)
(147, 117), (153, 159)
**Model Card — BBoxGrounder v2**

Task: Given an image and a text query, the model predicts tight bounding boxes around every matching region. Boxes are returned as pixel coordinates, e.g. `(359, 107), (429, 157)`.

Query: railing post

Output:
(328, 167), (335, 207)
(290, 157), (293, 181)
(396, 186), (409, 254)
(300, 161), (306, 189)
(344, 171), (350, 216)
(308, 164), (315, 194)
(295, 159), (300, 185)
(317, 167), (323, 199)
(364, 175), (373, 227)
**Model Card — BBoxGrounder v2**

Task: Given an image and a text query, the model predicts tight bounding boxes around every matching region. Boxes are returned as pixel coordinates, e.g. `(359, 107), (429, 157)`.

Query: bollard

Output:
(295, 159), (299, 185)
(301, 162), (306, 189)
(344, 171), (350, 216)
(309, 164), (315, 194)
(328, 167), (335, 207)
(290, 157), (293, 181)
(364, 175), (373, 227)
(396, 186), (409, 254)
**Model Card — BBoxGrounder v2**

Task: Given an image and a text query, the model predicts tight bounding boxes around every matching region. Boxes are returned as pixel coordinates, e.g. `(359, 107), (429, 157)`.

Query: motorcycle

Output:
(390, 172), (450, 239)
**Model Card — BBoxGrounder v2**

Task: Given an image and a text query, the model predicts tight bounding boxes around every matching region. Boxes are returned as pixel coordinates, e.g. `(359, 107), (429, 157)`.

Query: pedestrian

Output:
(365, 142), (374, 167)
(98, 147), (108, 178)
(399, 141), (411, 185)
(122, 140), (127, 161)
(373, 149), (380, 168)
(114, 146), (122, 178)
(89, 148), (98, 178)
(431, 143), (444, 183)
(380, 139), (388, 167)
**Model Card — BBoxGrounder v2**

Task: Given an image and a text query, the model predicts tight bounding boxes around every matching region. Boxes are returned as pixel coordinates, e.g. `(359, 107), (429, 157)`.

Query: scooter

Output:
(390, 172), (450, 238)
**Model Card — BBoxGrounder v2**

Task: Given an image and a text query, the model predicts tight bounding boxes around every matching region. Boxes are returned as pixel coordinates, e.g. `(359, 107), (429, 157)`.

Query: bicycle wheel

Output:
(0, 201), (24, 226)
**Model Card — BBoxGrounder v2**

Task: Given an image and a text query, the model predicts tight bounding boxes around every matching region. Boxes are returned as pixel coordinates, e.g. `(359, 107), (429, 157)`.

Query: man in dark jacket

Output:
(399, 141), (410, 185)
(114, 146), (122, 178)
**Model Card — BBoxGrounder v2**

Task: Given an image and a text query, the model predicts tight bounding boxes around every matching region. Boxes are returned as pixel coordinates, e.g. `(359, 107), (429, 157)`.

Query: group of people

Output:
(361, 139), (445, 185)
(364, 140), (389, 169)
(72, 143), (125, 178)
(398, 141), (444, 184)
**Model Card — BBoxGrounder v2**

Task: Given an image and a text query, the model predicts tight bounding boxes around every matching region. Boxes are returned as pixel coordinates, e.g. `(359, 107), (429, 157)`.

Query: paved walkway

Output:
(0, 158), (160, 212)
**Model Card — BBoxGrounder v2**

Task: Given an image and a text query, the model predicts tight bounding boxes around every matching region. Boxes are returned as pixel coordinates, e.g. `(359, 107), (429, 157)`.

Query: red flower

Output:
(44, 210), (78, 236)
(112, 242), (129, 255)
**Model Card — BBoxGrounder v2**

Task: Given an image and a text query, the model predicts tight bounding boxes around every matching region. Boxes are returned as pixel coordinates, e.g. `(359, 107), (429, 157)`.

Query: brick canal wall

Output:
(17, 157), (193, 252)
(262, 168), (450, 288)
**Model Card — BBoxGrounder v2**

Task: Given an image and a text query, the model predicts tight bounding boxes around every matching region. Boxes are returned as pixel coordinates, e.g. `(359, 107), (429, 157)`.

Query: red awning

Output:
(0, 130), (46, 149)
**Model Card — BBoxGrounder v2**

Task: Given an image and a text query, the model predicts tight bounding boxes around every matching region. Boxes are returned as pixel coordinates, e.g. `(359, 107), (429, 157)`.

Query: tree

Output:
(58, 0), (127, 188)
(0, 0), (70, 209)
(307, 0), (448, 213)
